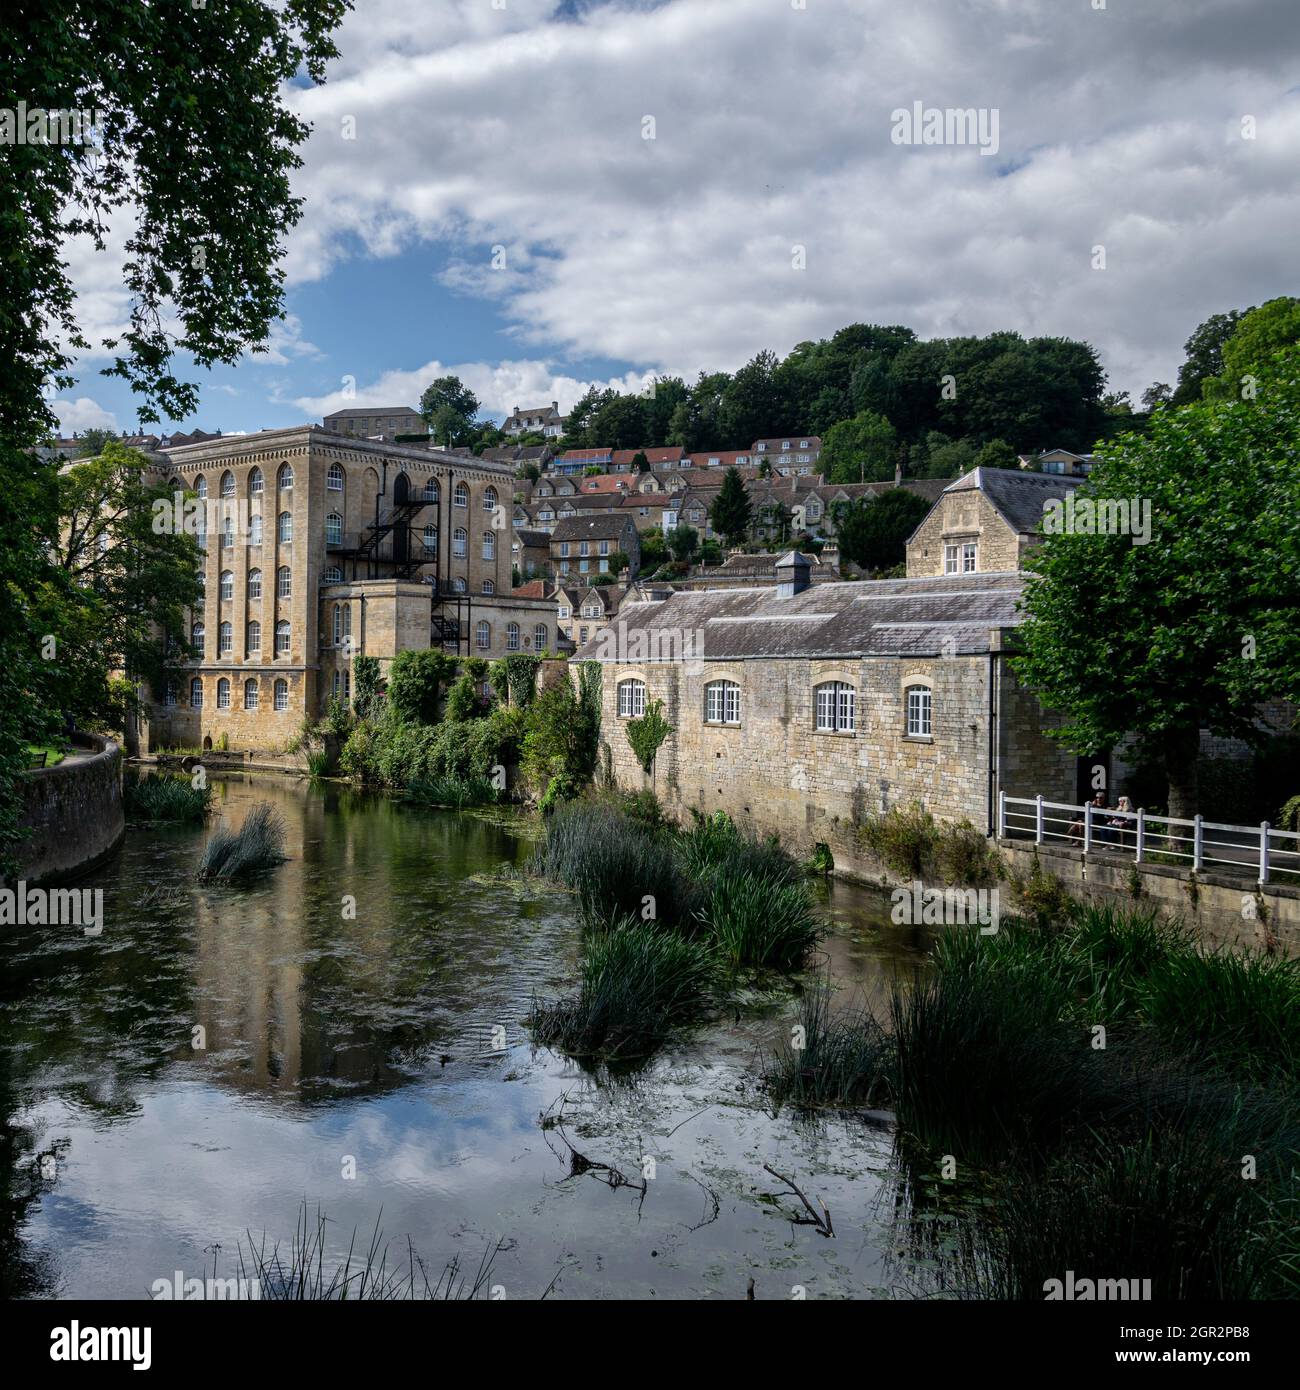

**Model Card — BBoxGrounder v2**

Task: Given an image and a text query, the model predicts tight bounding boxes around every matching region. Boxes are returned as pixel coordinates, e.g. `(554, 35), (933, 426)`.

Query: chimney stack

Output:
(774, 550), (812, 599)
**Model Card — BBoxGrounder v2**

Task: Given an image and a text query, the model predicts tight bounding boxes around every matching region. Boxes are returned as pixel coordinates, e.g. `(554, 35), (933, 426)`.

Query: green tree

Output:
(388, 650), (456, 724)
(625, 699), (672, 777)
(75, 428), (119, 459)
(709, 467), (752, 546)
(974, 437), (1019, 470)
(821, 410), (896, 483)
(419, 375), (480, 445)
(590, 393), (646, 449)
(1172, 308), (1249, 405)
(630, 451), (650, 472)
(354, 655), (382, 719)
(0, 0), (348, 869)
(1213, 297), (1300, 399)
(832, 489), (932, 573)
(666, 523), (699, 562)
(1014, 353), (1300, 818)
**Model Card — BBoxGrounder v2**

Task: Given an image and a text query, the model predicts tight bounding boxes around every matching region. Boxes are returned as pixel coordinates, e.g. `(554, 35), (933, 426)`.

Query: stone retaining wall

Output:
(11, 734), (124, 885)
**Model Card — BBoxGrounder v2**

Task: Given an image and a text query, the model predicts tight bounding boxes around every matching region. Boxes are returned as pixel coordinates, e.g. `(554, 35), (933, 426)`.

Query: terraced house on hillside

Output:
(140, 426), (556, 751)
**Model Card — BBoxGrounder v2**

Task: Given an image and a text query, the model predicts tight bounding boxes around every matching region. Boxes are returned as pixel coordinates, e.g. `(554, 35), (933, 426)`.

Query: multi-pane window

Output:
(220, 471), (235, 498)
(506, 623), (521, 651)
(249, 467), (264, 495)
(190, 677), (203, 708)
(278, 463), (293, 490)
(248, 568), (262, 599)
(476, 620), (490, 650)
(815, 681), (855, 733)
(326, 512), (342, 545)
(275, 621), (291, 656)
(195, 476), (208, 499)
(423, 524), (438, 551)
(534, 623), (547, 650)
(453, 577), (467, 593)
(221, 516), (234, 549)
(220, 570), (234, 600)
(322, 566), (342, 583)
(617, 679), (646, 718)
(482, 531), (495, 560)
(453, 527), (467, 557)
(278, 511), (292, 543)
(962, 542), (977, 573)
(453, 482), (469, 508)
(244, 679), (259, 710)
(482, 579), (494, 595)
(247, 620), (261, 654)
(277, 566), (291, 598)
(326, 463), (344, 492)
(164, 682), (177, 707)
(906, 685), (932, 738)
(216, 678), (230, 709)
(944, 544), (959, 576)
(424, 479), (439, 504)
(705, 680), (741, 725)
(192, 621), (205, 656)
(273, 678), (288, 711)
(250, 513), (263, 546)
(219, 621), (233, 655)
(483, 487), (497, 512)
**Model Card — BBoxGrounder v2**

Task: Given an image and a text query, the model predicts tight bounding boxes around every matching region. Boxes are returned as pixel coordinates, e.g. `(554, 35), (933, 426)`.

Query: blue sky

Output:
(55, 0), (1300, 440)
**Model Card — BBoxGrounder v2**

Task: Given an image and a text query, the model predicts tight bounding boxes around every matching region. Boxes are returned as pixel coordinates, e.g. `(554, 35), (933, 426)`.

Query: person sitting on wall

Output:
(1070, 791), (1111, 844)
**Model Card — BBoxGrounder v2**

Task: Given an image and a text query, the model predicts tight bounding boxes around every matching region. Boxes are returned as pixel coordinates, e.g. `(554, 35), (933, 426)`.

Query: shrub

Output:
(529, 919), (716, 1061)
(624, 698), (672, 775)
(1006, 850), (1073, 925)
(353, 655), (381, 720)
(306, 750), (330, 778)
(407, 774), (499, 810)
(856, 803), (937, 879)
(196, 803), (287, 882)
(125, 772), (211, 823)
(765, 984), (891, 1108)
(388, 649), (456, 724)
(934, 819), (1002, 887)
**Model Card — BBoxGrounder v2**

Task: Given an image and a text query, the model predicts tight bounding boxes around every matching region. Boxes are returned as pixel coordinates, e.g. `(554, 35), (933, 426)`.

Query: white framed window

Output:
(453, 527), (467, 557)
(244, 679), (259, 710)
(506, 622), (521, 651)
(278, 463), (293, 490)
(322, 566), (342, 583)
(247, 620), (261, 654)
(191, 621), (205, 656)
(326, 463), (344, 492)
(423, 524), (438, 551)
(558, 605), (570, 619)
(705, 679), (741, 725)
(476, 620), (491, 650)
(220, 515), (234, 549)
(190, 677), (203, 708)
(962, 541), (977, 573)
(482, 531), (495, 560)
(454, 577), (466, 593)
(534, 623), (547, 650)
(423, 478), (440, 503)
(483, 486), (497, 512)
(249, 467), (264, 495)
(332, 605), (342, 646)
(219, 621), (232, 655)
(275, 620), (290, 656)
(482, 579), (494, 595)
(453, 482), (469, 508)
(815, 681), (855, 733)
(277, 565), (291, 598)
(278, 511), (292, 543)
(164, 682), (177, 707)
(617, 678), (646, 718)
(220, 570), (234, 600)
(249, 513), (263, 546)
(216, 678), (230, 709)
(195, 475), (207, 499)
(326, 512), (342, 545)
(273, 678), (288, 711)
(248, 568), (262, 599)
(220, 471), (235, 498)
(906, 685), (932, 738)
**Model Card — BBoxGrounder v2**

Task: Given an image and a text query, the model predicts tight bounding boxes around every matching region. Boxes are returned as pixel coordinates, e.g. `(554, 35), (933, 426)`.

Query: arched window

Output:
(195, 475), (207, 499)
(273, 678), (288, 711)
(219, 570), (234, 600)
(247, 620), (261, 654)
(483, 486), (498, 512)
(322, 566), (342, 584)
(220, 470), (235, 498)
(221, 515), (234, 549)
(453, 527), (467, 557)
(476, 620), (490, 649)
(168, 477), (182, 492)
(705, 679), (741, 726)
(482, 579), (494, 595)
(244, 678), (259, 710)
(277, 463), (293, 490)
(278, 511), (292, 543)
(189, 677), (203, 708)
(247, 568), (262, 600)
(453, 577), (467, 593)
(195, 571), (206, 597)
(423, 524), (438, 551)
(164, 681), (177, 707)
(453, 481), (469, 508)
(276, 566), (291, 598)
(342, 605), (352, 644)
(249, 513), (263, 546)
(326, 463), (344, 492)
(191, 621), (205, 656)
(905, 685), (932, 738)
(249, 467), (264, 495)
(216, 677), (231, 709)
(275, 621), (290, 656)
(332, 604), (342, 646)
(482, 531), (495, 560)
(506, 622), (521, 651)
(325, 512), (342, 545)
(815, 681), (855, 733)
(618, 679), (646, 718)
(424, 478), (440, 504)
(534, 623), (548, 651)
(219, 621), (232, 655)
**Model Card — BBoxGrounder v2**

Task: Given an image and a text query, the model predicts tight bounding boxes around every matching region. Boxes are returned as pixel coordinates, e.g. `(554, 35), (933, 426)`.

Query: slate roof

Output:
(551, 513), (636, 543)
(944, 467), (1085, 535)
(575, 571), (1024, 661)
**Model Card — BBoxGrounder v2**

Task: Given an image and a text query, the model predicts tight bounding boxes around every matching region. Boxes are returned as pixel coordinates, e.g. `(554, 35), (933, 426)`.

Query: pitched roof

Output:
(551, 513), (635, 542)
(610, 446), (687, 467)
(512, 579), (552, 599)
(576, 571), (1024, 661)
(944, 466), (1085, 535)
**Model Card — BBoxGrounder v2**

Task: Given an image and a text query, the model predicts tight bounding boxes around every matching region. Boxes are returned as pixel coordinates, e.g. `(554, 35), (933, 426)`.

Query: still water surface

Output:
(1, 774), (943, 1300)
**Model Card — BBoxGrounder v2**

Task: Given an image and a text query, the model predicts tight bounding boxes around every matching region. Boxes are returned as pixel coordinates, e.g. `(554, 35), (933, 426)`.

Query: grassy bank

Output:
(763, 902), (1300, 1298)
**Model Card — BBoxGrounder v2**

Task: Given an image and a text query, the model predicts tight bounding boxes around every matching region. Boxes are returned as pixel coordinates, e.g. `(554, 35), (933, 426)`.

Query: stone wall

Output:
(906, 490), (1023, 576)
(10, 735), (124, 885)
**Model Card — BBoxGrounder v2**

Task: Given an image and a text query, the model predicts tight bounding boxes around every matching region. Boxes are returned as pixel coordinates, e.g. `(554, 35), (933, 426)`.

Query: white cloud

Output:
(51, 396), (118, 434)
(274, 0), (1300, 399)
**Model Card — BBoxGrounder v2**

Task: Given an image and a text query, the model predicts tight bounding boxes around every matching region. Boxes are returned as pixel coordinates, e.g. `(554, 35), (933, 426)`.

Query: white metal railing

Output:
(998, 793), (1300, 886)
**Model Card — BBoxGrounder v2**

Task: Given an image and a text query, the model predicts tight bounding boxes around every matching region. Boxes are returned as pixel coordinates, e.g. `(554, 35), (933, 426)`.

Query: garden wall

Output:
(11, 734), (125, 885)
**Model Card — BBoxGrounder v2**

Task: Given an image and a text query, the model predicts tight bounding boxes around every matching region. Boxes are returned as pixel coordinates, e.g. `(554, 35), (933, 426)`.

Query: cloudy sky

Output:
(55, 0), (1300, 437)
